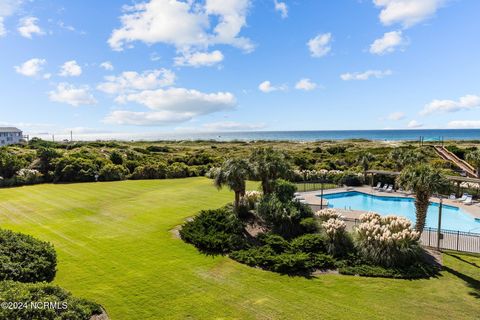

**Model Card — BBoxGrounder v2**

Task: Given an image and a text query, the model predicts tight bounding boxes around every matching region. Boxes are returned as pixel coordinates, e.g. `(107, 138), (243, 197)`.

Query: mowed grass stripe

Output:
(0, 178), (478, 320)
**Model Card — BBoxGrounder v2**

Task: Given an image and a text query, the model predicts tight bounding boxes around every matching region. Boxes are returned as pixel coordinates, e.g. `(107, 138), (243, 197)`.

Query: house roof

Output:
(0, 127), (22, 133)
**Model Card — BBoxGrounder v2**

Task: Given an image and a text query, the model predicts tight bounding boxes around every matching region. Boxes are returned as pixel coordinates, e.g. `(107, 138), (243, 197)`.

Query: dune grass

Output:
(0, 177), (478, 320)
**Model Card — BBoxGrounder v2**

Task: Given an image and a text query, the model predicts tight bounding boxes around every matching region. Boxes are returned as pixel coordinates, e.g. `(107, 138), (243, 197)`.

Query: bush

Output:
(109, 150), (124, 165)
(98, 164), (129, 181)
(273, 179), (297, 203)
(271, 252), (311, 274)
(338, 263), (438, 279)
(299, 217), (319, 233)
(180, 208), (246, 254)
(321, 217), (354, 257)
(290, 233), (327, 254)
(258, 233), (290, 253)
(355, 212), (423, 267)
(0, 150), (25, 179)
(0, 281), (103, 320)
(53, 157), (97, 183)
(256, 194), (313, 239)
(166, 162), (189, 178)
(340, 172), (363, 186)
(15, 168), (43, 185)
(146, 145), (169, 153)
(131, 163), (167, 180)
(0, 229), (57, 282)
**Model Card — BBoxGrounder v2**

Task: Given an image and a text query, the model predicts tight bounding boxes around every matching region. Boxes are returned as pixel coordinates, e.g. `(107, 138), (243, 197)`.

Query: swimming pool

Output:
(320, 191), (480, 233)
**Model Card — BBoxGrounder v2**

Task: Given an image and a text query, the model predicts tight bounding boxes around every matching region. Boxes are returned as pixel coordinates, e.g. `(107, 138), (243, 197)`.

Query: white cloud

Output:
(97, 68), (176, 95)
(387, 112), (405, 121)
(100, 61), (114, 71)
(105, 87), (236, 126)
(295, 78), (317, 91)
(258, 80), (287, 93)
(447, 120), (480, 129)
(0, 0), (23, 36)
(18, 16), (44, 38)
(0, 17), (5, 37)
(340, 69), (392, 81)
(174, 50), (224, 67)
(59, 60), (82, 77)
(49, 83), (97, 106)
(421, 94), (480, 115)
(307, 33), (332, 58)
(203, 121), (266, 131)
(108, 0), (253, 53)
(14, 58), (46, 77)
(369, 31), (405, 55)
(407, 120), (422, 128)
(373, 0), (445, 28)
(274, 0), (288, 19)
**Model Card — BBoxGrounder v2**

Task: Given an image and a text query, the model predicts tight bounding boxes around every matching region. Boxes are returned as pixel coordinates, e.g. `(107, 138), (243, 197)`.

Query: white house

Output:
(0, 127), (23, 146)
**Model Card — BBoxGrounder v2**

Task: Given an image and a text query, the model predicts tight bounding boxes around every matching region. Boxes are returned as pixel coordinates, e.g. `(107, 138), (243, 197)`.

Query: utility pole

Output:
(52, 134), (55, 142)
(70, 130), (73, 142)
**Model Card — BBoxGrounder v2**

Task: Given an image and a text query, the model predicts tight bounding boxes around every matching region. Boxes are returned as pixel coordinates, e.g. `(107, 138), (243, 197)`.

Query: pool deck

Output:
(300, 185), (480, 220)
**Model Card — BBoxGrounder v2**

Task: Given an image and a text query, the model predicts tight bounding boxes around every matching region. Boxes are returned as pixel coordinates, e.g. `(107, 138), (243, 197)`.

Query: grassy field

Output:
(0, 178), (478, 320)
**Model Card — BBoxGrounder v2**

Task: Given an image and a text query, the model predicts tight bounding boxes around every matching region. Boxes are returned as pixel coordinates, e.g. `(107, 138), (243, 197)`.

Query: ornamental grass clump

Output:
(355, 212), (422, 267)
(320, 213), (352, 257)
(316, 208), (342, 221)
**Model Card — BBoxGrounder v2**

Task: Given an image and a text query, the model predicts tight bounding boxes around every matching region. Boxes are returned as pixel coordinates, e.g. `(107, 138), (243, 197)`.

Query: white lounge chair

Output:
(449, 194), (456, 201)
(385, 185), (393, 193)
(379, 184), (388, 192)
(373, 182), (381, 190)
(344, 185), (354, 191)
(463, 196), (473, 205)
(455, 193), (468, 202)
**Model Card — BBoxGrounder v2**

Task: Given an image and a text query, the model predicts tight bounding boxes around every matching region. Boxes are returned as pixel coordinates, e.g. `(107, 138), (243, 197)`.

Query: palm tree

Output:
(213, 158), (251, 209)
(357, 152), (374, 183)
(397, 164), (448, 232)
(249, 148), (291, 195)
(466, 149), (480, 178)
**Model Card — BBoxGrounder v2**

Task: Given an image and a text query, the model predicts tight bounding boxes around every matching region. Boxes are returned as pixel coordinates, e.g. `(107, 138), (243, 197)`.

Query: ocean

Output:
(35, 129), (480, 142)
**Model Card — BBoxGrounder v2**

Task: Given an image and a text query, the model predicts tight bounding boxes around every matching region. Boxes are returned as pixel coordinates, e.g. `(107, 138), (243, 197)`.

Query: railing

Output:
(294, 181), (338, 192)
(341, 217), (480, 254)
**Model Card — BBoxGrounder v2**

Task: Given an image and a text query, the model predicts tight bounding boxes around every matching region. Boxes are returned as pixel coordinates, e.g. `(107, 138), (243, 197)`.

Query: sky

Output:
(1, 0), (480, 139)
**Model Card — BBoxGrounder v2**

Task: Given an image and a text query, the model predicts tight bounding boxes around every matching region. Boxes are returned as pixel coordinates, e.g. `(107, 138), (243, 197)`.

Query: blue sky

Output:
(1, 0), (480, 139)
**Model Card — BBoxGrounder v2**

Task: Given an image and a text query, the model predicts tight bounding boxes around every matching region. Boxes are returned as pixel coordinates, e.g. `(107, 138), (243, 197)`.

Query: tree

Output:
(214, 158), (251, 209)
(109, 151), (124, 165)
(249, 148), (291, 195)
(466, 149), (480, 178)
(396, 164), (448, 232)
(357, 152), (374, 183)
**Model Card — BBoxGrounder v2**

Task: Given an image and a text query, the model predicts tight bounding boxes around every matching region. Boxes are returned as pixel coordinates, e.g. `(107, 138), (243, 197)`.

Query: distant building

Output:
(0, 127), (23, 146)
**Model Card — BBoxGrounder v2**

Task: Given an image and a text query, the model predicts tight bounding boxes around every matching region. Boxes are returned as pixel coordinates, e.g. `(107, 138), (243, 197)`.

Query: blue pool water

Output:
(321, 191), (480, 233)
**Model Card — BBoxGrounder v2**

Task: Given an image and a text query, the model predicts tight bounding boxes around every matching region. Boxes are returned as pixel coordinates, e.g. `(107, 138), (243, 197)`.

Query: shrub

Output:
(290, 233), (327, 254)
(98, 164), (129, 181)
(338, 263), (438, 279)
(166, 162), (189, 178)
(299, 217), (319, 233)
(53, 157), (97, 183)
(309, 253), (336, 270)
(271, 252), (311, 274)
(131, 163), (167, 180)
(15, 168), (43, 185)
(0, 281), (103, 320)
(256, 194), (314, 239)
(321, 216), (353, 257)
(340, 172), (363, 186)
(315, 208), (342, 222)
(273, 179), (297, 203)
(0, 150), (25, 179)
(0, 229), (57, 282)
(146, 145), (169, 153)
(230, 246), (277, 269)
(243, 190), (262, 210)
(109, 150), (124, 165)
(180, 208), (246, 254)
(258, 233), (290, 253)
(355, 212), (422, 267)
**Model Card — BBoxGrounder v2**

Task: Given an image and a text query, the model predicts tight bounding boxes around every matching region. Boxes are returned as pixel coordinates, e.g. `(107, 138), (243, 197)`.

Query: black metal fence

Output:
(342, 217), (480, 254)
(294, 181), (338, 192)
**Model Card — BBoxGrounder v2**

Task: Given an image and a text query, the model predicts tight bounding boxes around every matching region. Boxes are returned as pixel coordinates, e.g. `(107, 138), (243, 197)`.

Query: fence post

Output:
(456, 230), (460, 251)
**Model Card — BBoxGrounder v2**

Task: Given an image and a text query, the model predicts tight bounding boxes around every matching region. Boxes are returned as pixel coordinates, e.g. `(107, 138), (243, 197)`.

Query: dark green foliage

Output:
(273, 179), (297, 203)
(146, 145), (169, 153)
(249, 147), (292, 194)
(166, 162), (189, 178)
(258, 233), (290, 253)
(0, 149), (25, 179)
(340, 172), (363, 186)
(0, 281), (103, 320)
(109, 151), (124, 165)
(0, 229), (56, 282)
(131, 163), (167, 180)
(326, 145), (347, 155)
(98, 164), (129, 181)
(180, 208), (246, 254)
(338, 262), (439, 279)
(299, 217), (319, 233)
(256, 194), (313, 238)
(53, 157), (98, 183)
(290, 233), (327, 254)
(35, 147), (61, 178)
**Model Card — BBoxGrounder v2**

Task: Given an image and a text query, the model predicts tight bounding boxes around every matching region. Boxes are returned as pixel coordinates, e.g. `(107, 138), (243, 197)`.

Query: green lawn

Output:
(0, 178), (478, 320)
